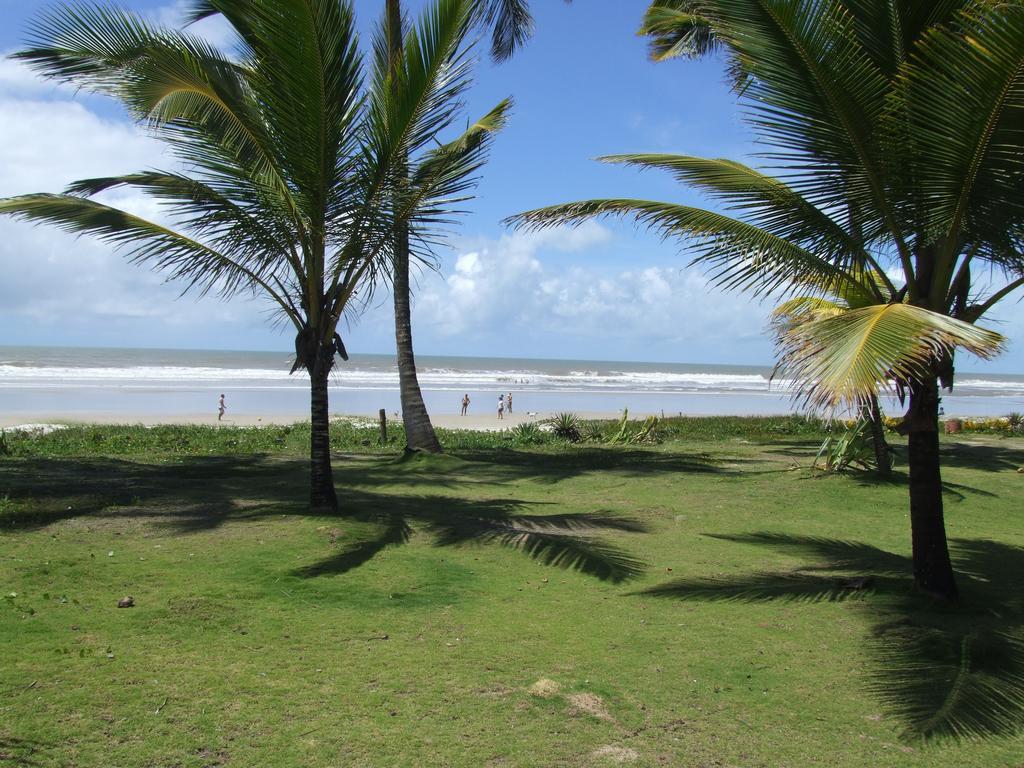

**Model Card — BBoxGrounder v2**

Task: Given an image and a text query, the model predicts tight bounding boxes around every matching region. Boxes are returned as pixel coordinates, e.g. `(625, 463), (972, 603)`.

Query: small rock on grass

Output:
(117, 597), (135, 608)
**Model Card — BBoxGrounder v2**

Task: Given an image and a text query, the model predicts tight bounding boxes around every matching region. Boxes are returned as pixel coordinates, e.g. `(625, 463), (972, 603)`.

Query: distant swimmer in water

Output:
(461, 393), (470, 416)
(218, 393), (226, 422)
(497, 394), (505, 420)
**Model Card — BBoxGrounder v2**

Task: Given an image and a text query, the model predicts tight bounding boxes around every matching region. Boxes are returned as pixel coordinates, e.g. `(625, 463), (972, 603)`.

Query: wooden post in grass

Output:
(379, 409), (388, 445)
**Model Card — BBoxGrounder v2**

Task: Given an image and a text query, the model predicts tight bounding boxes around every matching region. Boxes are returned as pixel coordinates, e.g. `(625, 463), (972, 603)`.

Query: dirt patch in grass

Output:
(589, 744), (639, 764)
(527, 678), (561, 698)
(195, 746), (230, 766)
(567, 692), (613, 721)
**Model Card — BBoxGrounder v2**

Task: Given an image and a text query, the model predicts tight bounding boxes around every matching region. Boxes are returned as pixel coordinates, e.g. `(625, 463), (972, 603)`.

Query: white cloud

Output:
(0, 55), (269, 341)
(411, 225), (771, 358)
(0, 57), (72, 98)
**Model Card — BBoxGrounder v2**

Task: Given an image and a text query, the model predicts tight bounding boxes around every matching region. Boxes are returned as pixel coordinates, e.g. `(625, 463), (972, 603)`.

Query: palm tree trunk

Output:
(905, 377), (957, 600)
(388, 0), (441, 454)
(309, 352), (338, 511)
(867, 395), (892, 477)
(393, 223), (442, 453)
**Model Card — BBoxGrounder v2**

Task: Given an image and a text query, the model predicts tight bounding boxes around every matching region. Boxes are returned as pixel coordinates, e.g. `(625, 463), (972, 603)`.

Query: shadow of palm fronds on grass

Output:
(762, 438), (1022, 493)
(294, 496), (647, 583)
(0, 455), (649, 584)
(638, 533), (1024, 740)
(0, 455), (280, 531)
(293, 510), (414, 578)
(460, 447), (739, 485)
(323, 447), (740, 492)
(939, 442), (1024, 473)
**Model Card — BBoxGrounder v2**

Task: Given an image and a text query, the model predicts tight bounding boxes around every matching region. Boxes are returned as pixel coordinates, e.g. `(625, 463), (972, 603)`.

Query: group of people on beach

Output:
(459, 392), (513, 419)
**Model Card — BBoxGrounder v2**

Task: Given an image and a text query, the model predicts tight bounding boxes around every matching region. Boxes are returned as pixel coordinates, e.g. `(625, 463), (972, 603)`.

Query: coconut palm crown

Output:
(511, 0), (1024, 600)
(0, 0), (511, 510)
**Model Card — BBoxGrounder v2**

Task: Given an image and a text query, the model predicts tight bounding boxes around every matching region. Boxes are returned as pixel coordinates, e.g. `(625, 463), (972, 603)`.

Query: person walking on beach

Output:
(507, 392), (513, 414)
(497, 394), (505, 420)
(461, 393), (470, 416)
(217, 393), (226, 422)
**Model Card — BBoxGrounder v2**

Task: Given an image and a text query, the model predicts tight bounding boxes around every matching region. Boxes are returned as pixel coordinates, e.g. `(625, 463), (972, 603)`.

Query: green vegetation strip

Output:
(0, 415), (834, 458)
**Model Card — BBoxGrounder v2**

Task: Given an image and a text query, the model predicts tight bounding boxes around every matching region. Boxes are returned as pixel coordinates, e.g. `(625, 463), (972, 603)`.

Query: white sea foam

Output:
(0, 423), (68, 435)
(956, 378), (1024, 393)
(0, 363), (787, 393)
(0, 364), (295, 381)
(0, 362), (1020, 397)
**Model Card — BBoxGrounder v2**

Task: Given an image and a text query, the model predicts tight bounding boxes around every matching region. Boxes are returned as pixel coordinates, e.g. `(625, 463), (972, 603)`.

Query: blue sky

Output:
(1, 0), (1022, 371)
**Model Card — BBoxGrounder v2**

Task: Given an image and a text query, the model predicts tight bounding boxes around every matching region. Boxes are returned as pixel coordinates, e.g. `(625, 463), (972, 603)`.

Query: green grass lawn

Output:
(1, 423), (1023, 767)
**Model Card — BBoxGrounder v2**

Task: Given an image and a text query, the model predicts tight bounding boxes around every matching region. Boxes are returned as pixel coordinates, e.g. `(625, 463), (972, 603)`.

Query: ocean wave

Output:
(0, 364), (297, 381)
(956, 378), (1024, 393)
(0, 363), (1020, 396)
(0, 364), (778, 390)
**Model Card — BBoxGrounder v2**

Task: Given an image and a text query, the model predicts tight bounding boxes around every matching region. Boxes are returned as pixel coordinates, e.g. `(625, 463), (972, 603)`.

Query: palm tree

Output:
(0, 0), (509, 510)
(639, 0), (719, 62)
(511, 0), (1024, 601)
(769, 268), (896, 476)
(385, 0), (562, 453)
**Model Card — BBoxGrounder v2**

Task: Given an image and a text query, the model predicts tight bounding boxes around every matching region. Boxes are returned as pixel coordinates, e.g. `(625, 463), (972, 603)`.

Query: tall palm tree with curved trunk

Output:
(387, 0), (567, 453)
(0, 0), (509, 510)
(513, 0), (1023, 601)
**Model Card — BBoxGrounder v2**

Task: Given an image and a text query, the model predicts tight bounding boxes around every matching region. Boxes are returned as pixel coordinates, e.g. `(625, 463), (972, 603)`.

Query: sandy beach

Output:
(3, 347), (1022, 427)
(0, 410), (635, 431)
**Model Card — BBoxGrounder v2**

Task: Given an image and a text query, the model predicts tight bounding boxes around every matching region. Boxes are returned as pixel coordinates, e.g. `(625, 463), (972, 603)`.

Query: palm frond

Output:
(600, 154), (884, 279)
(16, 5), (312, 239)
(638, 0), (718, 62)
(16, 2), (169, 92)
(770, 295), (845, 328)
(64, 171), (298, 267)
(368, 0), (475, 161)
(695, 0), (900, 248)
(7, 0), (506, 376)
(330, 96), (511, 291)
(0, 194), (295, 320)
(509, 198), (860, 298)
(774, 303), (1005, 409)
(189, 0), (365, 217)
(327, 0), (487, 301)
(898, 3), (1024, 278)
(479, 0), (535, 62)
(405, 98), (512, 236)
(841, 0), (966, 77)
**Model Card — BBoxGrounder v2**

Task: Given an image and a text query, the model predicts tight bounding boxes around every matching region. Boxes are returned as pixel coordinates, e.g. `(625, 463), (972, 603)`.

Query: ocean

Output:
(2, 345), (1023, 421)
